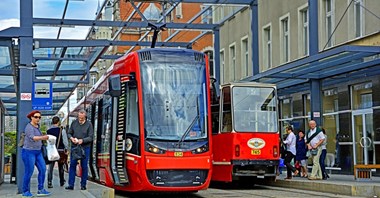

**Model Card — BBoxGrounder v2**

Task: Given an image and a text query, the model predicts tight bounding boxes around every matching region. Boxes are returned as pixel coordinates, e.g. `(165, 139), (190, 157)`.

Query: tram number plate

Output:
(251, 150), (261, 155)
(174, 152), (183, 157)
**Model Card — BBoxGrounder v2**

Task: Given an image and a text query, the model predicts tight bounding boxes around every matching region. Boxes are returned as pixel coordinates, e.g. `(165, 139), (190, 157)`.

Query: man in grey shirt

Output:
(66, 109), (94, 190)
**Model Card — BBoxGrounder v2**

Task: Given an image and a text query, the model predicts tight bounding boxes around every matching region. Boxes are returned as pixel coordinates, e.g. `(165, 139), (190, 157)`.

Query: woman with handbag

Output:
(47, 116), (68, 188)
(21, 110), (51, 197)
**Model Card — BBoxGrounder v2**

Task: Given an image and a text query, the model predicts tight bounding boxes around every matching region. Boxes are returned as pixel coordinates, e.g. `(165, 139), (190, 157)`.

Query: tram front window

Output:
(232, 87), (278, 133)
(141, 62), (207, 141)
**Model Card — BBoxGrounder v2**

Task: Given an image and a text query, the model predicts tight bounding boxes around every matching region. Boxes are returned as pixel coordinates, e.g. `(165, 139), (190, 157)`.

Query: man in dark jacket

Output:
(66, 109), (94, 190)
(47, 116), (68, 188)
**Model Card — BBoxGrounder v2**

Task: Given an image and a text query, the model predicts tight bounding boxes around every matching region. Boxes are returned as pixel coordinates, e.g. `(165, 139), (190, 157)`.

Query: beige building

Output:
(214, 0), (380, 84)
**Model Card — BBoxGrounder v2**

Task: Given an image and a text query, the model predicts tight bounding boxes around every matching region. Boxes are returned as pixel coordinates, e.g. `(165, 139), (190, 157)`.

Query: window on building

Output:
(175, 3), (182, 19)
(91, 74), (97, 86)
(354, 0), (364, 38)
(201, 6), (212, 24)
(300, 8), (309, 56)
(241, 37), (249, 77)
(229, 45), (236, 81)
(325, 0), (334, 47)
(263, 25), (272, 69)
(220, 50), (225, 83)
(281, 17), (290, 63)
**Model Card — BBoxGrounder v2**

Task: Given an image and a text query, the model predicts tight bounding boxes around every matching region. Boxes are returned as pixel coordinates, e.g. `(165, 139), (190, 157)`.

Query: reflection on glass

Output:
(141, 60), (207, 141)
(323, 88), (338, 113)
(232, 87), (277, 132)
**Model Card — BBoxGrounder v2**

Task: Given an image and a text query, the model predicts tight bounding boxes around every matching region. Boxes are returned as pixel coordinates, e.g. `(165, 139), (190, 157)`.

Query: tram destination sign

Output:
(32, 82), (53, 110)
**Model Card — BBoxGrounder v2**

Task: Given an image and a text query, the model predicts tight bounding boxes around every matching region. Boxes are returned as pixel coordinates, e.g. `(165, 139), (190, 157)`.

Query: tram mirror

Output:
(109, 74), (121, 97)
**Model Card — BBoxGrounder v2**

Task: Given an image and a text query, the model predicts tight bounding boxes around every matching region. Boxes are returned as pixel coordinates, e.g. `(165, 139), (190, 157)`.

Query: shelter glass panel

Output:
(0, 76), (13, 88)
(0, 47), (11, 69)
(33, 48), (62, 57)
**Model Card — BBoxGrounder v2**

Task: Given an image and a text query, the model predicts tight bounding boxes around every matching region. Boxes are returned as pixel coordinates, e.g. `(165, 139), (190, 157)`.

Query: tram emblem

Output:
(247, 138), (266, 149)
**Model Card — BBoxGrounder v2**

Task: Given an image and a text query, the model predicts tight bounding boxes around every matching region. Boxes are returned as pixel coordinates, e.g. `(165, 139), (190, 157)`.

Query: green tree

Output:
(4, 131), (16, 155)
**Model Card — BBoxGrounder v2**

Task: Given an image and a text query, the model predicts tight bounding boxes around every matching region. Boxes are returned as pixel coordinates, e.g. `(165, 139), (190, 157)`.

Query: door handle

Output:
(359, 137), (372, 148)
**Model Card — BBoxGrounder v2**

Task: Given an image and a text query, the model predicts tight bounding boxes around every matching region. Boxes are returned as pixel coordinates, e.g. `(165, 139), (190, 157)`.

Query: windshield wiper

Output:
(177, 98), (201, 147)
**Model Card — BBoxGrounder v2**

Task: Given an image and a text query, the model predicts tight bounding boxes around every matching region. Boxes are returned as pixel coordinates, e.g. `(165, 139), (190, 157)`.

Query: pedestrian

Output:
(296, 130), (308, 178)
(306, 120), (325, 180)
(283, 126), (298, 179)
(66, 109), (94, 190)
(334, 131), (341, 167)
(21, 110), (51, 197)
(320, 128), (329, 180)
(47, 116), (68, 188)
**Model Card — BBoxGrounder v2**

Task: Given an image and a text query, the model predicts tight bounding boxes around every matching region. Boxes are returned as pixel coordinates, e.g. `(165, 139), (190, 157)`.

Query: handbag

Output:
(71, 145), (85, 161)
(18, 132), (26, 147)
(41, 144), (52, 164)
(310, 148), (318, 156)
(56, 127), (68, 164)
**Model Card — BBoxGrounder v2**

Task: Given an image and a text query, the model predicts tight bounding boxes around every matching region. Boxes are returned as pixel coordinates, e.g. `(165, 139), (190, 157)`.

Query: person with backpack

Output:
(306, 120), (325, 180)
(47, 116), (68, 188)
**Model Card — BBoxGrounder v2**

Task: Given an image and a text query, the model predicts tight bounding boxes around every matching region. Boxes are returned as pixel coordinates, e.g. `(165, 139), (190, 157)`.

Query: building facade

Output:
(216, 0), (380, 174)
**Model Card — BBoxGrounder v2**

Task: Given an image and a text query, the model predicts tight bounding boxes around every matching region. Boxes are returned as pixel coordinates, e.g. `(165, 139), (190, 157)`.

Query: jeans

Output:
(320, 149), (327, 177)
(48, 160), (65, 185)
(68, 146), (91, 187)
(22, 148), (46, 193)
(284, 151), (296, 178)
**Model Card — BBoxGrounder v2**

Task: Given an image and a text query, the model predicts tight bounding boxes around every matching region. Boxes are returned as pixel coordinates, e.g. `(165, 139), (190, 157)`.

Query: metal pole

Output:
(251, 0), (259, 75)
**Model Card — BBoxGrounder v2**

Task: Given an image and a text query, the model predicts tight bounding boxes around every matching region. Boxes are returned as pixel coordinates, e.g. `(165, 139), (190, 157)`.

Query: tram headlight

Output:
(191, 144), (209, 154)
(146, 143), (166, 154)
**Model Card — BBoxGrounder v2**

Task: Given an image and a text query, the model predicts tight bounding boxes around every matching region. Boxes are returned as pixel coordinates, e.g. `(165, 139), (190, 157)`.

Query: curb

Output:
(260, 179), (380, 197)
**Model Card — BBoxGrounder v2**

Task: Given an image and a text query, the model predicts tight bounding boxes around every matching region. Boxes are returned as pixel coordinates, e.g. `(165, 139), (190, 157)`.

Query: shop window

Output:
(352, 82), (372, 110)
(303, 94), (311, 116)
(280, 98), (292, 119)
(323, 88), (338, 113)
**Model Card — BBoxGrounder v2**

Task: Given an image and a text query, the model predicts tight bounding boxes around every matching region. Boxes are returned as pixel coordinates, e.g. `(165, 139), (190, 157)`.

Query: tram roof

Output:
(0, 0), (255, 116)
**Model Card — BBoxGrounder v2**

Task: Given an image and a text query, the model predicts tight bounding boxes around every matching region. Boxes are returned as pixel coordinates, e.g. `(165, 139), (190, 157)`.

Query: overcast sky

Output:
(0, 0), (101, 39)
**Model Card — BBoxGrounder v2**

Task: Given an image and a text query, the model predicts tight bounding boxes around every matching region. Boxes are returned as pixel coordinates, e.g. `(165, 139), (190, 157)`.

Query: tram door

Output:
(352, 110), (376, 165)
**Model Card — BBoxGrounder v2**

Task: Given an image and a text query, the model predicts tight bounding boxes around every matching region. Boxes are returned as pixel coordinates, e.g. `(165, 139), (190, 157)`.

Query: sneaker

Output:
(80, 186), (86, 190)
(47, 182), (53, 188)
(37, 189), (51, 196)
(65, 186), (74, 190)
(22, 191), (34, 197)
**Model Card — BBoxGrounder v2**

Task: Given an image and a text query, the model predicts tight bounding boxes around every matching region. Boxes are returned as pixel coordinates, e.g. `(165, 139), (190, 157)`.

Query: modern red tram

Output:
(210, 82), (280, 183)
(71, 48), (213, 192)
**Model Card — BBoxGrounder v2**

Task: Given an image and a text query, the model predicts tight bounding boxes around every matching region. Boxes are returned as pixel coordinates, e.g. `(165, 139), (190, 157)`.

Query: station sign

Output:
(32, 82), (53, 110)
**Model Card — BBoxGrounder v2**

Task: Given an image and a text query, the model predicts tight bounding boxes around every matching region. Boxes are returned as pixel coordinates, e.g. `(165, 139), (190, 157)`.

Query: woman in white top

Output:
(283, 126), (298, 179)
(319, 128), (329, 179)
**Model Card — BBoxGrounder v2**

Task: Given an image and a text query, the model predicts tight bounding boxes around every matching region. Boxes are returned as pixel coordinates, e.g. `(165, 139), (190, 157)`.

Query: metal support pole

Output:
(251, 0), (259, 75)
(309, 0), (319, 55)
(213, 29), (220, 97)
(308, 0), (321, 126)
(310, 79), (322, 126)
(17, 0), (34, 194)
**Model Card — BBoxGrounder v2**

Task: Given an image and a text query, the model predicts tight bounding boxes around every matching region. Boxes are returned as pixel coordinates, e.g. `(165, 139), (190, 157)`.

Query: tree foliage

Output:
(4, 131), (16, 155)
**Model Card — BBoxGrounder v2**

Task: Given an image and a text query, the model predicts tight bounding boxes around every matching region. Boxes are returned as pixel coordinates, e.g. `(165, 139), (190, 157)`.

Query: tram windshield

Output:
(232, 86), (278, 132)
(141, 60), (207, 141)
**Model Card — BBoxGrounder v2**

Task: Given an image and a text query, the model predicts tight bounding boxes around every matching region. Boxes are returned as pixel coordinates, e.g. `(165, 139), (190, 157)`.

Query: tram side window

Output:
(126, 87), (139, 137)
(101, 96), (112, 153)
(221, 87), (232, 132)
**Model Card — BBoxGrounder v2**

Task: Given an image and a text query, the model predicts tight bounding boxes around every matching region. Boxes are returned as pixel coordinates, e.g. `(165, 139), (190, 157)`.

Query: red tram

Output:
(71, 48), (212, 192)
(210, 82), (280, 183)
